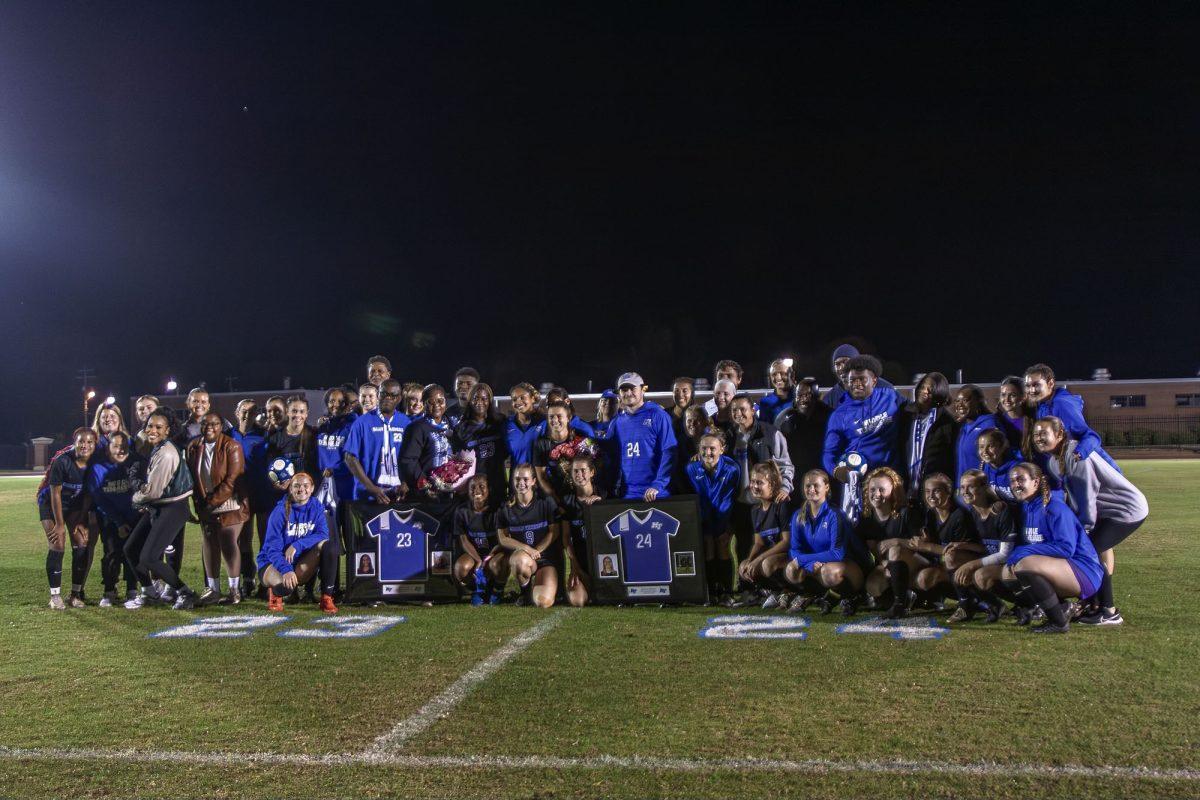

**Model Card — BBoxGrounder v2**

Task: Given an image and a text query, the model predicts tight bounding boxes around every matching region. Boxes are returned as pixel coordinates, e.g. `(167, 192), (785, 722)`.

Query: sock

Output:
(206, 577), (219, 591)
(1015, 571), (1067, 626)
(885, 561), (909, 605)
(70, 546), (89, 592)
(991, 581), (1017, 603)
(1098, 572), (1115, 610)
(229, 576), (241, 591)
(830, 578), (855, 600)
(796, 573), (823, 596)
(320, 543), (339, 595)
(976, 589), (1004, 609)
(47, 550), (64, 590)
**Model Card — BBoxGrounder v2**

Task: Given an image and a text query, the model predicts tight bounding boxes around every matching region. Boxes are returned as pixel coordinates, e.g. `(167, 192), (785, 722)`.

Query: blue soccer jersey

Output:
(604, 508), (680, 585)
(365, 508), (439, 582)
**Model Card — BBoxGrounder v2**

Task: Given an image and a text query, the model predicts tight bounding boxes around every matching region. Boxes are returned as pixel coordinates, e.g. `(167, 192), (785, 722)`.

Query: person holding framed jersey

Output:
(610, 372), (677, 502)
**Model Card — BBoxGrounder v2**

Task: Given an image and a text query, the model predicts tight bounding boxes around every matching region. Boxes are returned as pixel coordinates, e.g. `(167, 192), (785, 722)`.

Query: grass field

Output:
(1, 461), (1198, 799)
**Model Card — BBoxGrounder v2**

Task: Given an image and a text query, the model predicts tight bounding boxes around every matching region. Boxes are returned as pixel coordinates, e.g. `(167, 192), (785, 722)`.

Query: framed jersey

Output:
(343, 501), (460, 602)
(583, 496), (707, 605)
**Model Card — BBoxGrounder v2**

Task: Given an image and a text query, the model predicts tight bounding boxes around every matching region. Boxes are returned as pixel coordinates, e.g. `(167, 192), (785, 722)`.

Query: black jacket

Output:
(894, 404), (957, 493)
(775, 403), (833, 478)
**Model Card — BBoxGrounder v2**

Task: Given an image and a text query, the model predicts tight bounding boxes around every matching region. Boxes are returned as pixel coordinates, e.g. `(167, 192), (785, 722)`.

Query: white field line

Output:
(367, 608), (573, 754)
(0, 745), (1196, 781)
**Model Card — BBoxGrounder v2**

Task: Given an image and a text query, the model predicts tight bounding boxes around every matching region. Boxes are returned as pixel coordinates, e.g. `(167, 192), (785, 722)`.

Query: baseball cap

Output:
(616, 372), (644, 388)
(600, 389), (618, 400)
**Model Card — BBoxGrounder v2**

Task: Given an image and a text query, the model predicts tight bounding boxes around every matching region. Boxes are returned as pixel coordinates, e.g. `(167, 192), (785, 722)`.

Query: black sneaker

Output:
(1030, 621), (1069, 634)
(172, 589), (197, 610)
(884, 602), (906, 620)
(1013, 606), (1034, 626)
(984, 603), (1006, 624)
(838, 596), (859, 617)
(818, 595), (835, 615)
(1078, 608), (1124, 626)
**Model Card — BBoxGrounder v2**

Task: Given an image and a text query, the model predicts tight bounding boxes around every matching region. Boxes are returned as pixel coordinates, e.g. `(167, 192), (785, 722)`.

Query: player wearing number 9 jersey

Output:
(610, 372), (677, 502)
(496, 464), (563, 607)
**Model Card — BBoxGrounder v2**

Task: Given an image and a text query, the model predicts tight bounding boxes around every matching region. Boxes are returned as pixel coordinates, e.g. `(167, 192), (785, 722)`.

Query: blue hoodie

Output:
(788, 501), (867, 572)
(758, 388), (794, 424)
(955, 413), (1000, 485)
(256, 495), (329, 575)
(505, 413), (545, 467)
(87, 454), (145, 527)
(1037, 387), (1119, 471)
(685, 455), (739, 538)
(982, 455), (1022, 501)
(611, 400), (678, 499)
(1008, 496), (1104, 599)
(821, 385), (903, 475)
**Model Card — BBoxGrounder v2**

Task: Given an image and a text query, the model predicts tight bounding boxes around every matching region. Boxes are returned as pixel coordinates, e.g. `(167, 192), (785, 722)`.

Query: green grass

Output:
(1, 461), (1198, 798)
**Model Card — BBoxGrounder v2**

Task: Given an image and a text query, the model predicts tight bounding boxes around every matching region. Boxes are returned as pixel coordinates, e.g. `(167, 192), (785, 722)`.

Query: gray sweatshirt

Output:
(1046, 440), (1148, 530)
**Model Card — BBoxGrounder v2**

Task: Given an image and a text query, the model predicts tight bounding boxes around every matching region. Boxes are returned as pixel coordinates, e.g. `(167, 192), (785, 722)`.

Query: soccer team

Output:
(36, 346), (1148, 633)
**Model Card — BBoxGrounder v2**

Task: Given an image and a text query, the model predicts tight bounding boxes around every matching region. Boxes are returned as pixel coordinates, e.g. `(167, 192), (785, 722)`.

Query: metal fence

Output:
(1091, 415), (1200, 449)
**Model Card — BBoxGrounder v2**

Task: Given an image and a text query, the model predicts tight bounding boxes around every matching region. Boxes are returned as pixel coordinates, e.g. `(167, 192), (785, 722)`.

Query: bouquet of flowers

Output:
(549, 435), (600, 489)
(418, 449), (477, 493)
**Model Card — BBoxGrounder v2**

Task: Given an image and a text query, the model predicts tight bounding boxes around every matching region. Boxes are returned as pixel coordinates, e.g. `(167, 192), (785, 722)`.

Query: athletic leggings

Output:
(124, 498), (191, 590)
(99, 520), (137, 594)
(1090, 516), (1146, 553)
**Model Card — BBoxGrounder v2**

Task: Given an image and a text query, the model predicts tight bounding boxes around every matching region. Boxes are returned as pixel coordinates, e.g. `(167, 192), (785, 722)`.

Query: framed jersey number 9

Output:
(626, 442), (641, 458)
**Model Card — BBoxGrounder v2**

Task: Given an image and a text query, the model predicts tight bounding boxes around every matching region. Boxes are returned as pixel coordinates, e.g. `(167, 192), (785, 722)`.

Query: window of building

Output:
(1109, 395), (1146, 408)
(1176, 394), (1200, 408)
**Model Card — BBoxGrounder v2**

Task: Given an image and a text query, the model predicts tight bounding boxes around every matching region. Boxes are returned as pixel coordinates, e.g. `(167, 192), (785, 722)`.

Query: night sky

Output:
(3, 2), (1199, 442)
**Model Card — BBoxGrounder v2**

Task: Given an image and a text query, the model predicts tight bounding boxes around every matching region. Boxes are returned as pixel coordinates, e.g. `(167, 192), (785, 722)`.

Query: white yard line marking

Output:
(367, 608), (573, 754)
(0, 745), (1196, 781)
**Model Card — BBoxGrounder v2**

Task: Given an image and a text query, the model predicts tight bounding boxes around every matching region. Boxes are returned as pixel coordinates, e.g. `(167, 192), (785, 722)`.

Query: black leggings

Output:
(124, 499), (190, 590)
(100, 521), (137, 594)
(1090, 516), (1146, 553)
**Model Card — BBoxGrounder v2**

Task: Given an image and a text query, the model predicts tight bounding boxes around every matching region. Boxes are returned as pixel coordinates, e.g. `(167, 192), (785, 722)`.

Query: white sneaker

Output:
(99, 592), (116, 608)
(761, 593), (781, 609)
(126, 589), (139, 602)
(124, 592), (148, 609)
(49, 594), (66, 610)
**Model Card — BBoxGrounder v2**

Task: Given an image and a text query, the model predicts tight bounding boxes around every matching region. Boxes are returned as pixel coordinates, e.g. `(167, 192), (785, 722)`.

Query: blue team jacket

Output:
(758, 389), (794, 424)
(821, 386), (903, 474)
(1008, 497), (1104, 598)
(955, 413), (1000, 484)
(982, 455), (1022, 501)
(1037, 387), (1119, 471)
(317, 413), (358, 500)
(87, 455), (144, 527)
(611, 401), (678, 498)
(685, 456), (739, 537)
(789, 501), (861, 571)
(256, 496), (329, 575)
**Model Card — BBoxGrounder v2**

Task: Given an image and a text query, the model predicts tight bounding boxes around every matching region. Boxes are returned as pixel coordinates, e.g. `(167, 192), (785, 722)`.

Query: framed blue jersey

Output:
(365, 507), (440, 582)
(604, 508), (681, 585)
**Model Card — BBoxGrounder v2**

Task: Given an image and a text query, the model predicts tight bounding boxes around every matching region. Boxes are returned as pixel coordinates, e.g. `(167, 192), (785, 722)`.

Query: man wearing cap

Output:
(823, 344), (893, 409)
(610, 373), (678, 502)
(822, 355), (902, 522)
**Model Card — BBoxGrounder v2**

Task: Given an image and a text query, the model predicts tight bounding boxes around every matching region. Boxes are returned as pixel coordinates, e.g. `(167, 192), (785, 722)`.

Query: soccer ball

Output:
(268, 457), (295, 484)
(838, 452), (869, 477)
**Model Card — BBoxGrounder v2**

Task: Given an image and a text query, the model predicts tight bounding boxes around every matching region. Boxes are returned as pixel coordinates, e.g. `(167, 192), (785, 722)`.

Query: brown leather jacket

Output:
(186, 433), (250, 526)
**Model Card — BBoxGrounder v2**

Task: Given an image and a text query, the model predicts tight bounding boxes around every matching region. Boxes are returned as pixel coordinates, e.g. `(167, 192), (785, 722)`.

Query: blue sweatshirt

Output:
(1037, 387), (1118, 471)
(610, 401), (678, 499)
(256, 496), (329, 575)
(343, 409), (411, 500)
(231, 428), (271, 504)
(789, 501), (858, 571)
(87, 455), (145, 527)
(317, 413), (358, 501)
(758, 388), (794, 424)
(505, 413), (545, 467)
(1008, 497), (1104, 598)
(821, 386), (903, 475)
(982, 455), (1022, 501)
(824, 378), (895, 410)
(685, 456), (739, 538)
(955, 413), (1000, 485)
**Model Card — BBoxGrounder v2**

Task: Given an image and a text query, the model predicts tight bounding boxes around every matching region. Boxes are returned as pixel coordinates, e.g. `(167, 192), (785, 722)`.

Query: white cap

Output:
(616, 372), (645, 388)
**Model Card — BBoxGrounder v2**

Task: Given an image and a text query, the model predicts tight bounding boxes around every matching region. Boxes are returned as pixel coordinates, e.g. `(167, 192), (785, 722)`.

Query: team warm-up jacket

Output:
(788, 501), (868, 572)
(316, 412), (358, 501)
(758, 388), (794, 424)
(821, 385), (903, 474)
(1037, 387), (1118, 469)
(343, 408), (411, 499)
(685, 456), (739, 538)
(1044, 439), (1148, 530)
(823, 378), (895, 410)
(256, 496), (329, 575)
(611, 401), (677, 499)
(505, 413), (545, 467)
(231, 427), (271, 506)
(1008, 497), (1104, 597)
(955, 413), (1000, 485)
(87, 453), (146, 527)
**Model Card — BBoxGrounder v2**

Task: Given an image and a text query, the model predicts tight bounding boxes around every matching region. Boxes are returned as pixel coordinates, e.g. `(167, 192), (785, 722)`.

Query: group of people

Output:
(36, 346), (1148, 633)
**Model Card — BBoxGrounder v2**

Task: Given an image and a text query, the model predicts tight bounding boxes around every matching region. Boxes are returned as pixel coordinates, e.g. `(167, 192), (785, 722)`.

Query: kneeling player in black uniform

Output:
(560, 455), (605, 607)
(857, 467), (917, 610)
(740, 462), (793, 609)
(496, 464), (562, 608)
(453, 475), (505, 605)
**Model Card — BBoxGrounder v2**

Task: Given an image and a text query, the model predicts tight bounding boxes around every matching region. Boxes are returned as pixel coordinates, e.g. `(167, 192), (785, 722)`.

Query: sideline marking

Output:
(0, 745), (1195, 782)
(367, 609), (573, 754)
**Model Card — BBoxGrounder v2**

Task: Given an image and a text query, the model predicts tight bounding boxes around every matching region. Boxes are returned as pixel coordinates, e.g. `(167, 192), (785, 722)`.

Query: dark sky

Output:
(3, 2), (1199, 441)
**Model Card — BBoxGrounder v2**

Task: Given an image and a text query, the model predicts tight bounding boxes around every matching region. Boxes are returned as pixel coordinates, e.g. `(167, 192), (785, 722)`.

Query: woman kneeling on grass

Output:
(783, 469), (869, 616)
(257, 472), (339, 613)
(452, 475), (506, 606)
(740, 462), (794, 610)
(559, 455), (606, 608)
(856, 467), (919, 611)
(1001, 462), (1105, 634)
(904, 474), (985, 623)
(496, 464), (562, 607)
(951, 469), (1019, 623)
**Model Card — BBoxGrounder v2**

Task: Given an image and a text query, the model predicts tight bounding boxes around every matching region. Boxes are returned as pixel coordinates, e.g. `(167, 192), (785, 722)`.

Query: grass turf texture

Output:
(0, 460), (1197, 798)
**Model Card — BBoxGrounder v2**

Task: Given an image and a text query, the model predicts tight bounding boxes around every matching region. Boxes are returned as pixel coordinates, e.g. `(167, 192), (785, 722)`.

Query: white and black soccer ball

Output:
(837, 451), (869, 477)
(268, 457), (295, 484)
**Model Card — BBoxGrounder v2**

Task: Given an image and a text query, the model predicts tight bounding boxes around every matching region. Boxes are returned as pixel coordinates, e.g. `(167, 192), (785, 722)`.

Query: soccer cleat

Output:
(99, 592), (117, 608)
(787, 594), (814, 614)
(67, 593), (86, 609)
(125, 589), (139, 602)
(729, 590), (759, 609)
(49, 594), (66, 610)
(172, 589), (196, 610)
(1078, 608), (1124, 626)
(1030, 621), (1070, 634)
(319, 593), (339, 614)
(818, 595), (835, 615)
(218, 590), (241, 606)
(1013, 606), (1033, 625)
(124, 592), (147, 610)
(984, 603), (1006, 624)
(946, 605), (974, 624)
(240, 578), (255, 600)
(197, 587), (221, 606)
(761, 593), (781, 610)
(884, 601), (906, 620)
(839, 596), (860, 617)
(266, 589), (285, 612)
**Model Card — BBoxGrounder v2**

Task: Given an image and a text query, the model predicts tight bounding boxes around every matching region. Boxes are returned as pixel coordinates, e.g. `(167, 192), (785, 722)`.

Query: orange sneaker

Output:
(319, 593), (339, 614)
(266, 589), (285, 612)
